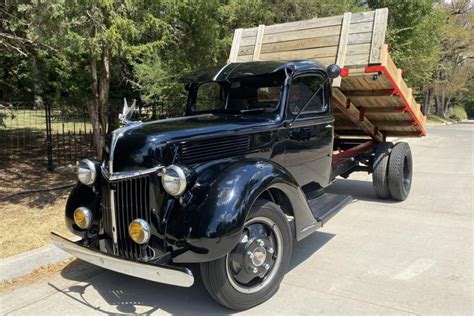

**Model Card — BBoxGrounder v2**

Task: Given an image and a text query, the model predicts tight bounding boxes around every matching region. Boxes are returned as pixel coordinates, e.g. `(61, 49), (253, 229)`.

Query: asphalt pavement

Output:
(1, 122), (473, 315)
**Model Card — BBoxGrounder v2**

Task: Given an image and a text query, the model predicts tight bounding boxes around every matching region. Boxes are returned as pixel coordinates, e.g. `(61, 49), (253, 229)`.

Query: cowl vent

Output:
(180, 135), (251, 164)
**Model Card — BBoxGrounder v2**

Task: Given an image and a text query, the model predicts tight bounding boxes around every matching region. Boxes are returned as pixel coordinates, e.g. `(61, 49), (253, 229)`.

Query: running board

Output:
(307, 193), (353, 226)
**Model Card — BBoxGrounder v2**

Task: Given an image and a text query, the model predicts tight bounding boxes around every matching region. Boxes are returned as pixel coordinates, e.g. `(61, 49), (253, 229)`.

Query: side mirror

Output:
(326, 64), (341, 79)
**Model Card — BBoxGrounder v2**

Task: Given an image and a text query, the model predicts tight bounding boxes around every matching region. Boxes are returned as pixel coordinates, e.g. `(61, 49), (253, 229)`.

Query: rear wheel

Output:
(387, 142), (413, 201)
(200, 200), (292, 310)
(372, 142), (393, 199)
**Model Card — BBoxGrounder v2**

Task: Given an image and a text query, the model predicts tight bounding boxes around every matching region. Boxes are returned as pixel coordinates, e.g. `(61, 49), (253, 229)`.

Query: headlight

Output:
(129, 219), (151, 244)
(161, 165), (187, 196)
(77, 159), (97, 186)
(73, 207), (93, 230)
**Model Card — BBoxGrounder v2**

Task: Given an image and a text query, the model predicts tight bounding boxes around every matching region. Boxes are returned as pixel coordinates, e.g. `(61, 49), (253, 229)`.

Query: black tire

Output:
(372, 142), (393, 199)
(200, 199), (292, 310)
(387, 142), (413, 201)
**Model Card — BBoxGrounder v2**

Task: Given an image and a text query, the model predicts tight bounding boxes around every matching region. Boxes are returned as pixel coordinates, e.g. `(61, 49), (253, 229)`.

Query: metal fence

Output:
(1, 103), (94, 171)
(0, 101), (166, 171)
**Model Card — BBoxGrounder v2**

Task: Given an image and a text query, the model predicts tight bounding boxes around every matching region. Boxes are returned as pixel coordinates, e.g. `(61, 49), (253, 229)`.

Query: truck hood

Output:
(109, 114), (275, 172)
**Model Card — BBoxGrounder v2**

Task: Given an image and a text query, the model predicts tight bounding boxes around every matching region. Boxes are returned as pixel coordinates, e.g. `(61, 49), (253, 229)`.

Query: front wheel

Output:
(200, 200), (292, 310)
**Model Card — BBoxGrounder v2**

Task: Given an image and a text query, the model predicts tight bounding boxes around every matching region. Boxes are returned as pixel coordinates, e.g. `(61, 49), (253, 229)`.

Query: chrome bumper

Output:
(50, 232), (194, 287)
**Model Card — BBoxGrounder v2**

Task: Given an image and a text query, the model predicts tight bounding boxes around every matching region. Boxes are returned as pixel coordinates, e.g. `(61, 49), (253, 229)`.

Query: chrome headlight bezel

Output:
(77, 159), (97, 186)
(161, 165), (187, 196)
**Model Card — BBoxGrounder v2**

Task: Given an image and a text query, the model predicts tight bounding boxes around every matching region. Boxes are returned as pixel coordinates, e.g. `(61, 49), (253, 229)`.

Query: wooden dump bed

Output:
(228, 8), (426, 141)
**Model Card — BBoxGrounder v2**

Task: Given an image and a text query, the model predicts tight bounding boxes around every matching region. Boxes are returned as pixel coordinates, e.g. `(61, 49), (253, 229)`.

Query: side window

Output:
(288, 75), (327, 118)
(193, 82), (225, 112)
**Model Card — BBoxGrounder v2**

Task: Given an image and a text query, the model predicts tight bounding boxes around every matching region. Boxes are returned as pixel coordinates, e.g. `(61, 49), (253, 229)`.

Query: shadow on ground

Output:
(0, 160), (75, 207)
(49, 231), (334, 314)
(326, 178), (398, 204)
(44, 176), (392, 313)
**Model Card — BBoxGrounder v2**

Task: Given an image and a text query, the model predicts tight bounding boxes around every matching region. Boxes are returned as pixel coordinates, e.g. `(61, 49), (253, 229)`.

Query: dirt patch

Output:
(0, 162), (76, 258)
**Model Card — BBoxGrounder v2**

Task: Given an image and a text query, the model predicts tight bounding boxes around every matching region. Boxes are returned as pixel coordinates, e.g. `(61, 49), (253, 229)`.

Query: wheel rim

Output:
(402, 156), (412, 192)
(225, 216), (283, 294)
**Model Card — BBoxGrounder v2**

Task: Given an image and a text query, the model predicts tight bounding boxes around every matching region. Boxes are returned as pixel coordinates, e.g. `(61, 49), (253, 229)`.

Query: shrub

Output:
(449, 106), (468, 121)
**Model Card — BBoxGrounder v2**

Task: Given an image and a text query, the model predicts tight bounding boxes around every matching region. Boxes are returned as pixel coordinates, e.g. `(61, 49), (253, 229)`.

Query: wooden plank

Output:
(242, 27), (258, 38)
(351, 11), (376, 23)
(255, 25), (342, 45)
(240, 21), (373, 47)
(349, 21), (374, 34)
(259, 46), (338, 60)
(369, 8), (388, 64)
(236, 55), (253, 62)
(345, 90), (394, 97)
(344, 53), (370, 66)
(239, 35), (341, 55)
(252, 25), (265, 61)
(333, 12), (351, 87)
(228, 28), (243, 63)
(254, 15), (343, 36)
(348, 32), (372, 45)
(332, 88), (383, 142)
(370, 120), (414, 128)
(346, 43), (371, 55)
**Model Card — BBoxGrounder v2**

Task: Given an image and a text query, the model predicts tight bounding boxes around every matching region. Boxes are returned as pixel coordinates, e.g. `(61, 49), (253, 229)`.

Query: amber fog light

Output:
(73, 207), (92, 229)
(129, 219), (151, 244)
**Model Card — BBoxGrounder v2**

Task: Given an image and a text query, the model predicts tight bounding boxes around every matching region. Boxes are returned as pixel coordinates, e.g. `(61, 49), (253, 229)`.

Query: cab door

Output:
(283, 73), (333, 188)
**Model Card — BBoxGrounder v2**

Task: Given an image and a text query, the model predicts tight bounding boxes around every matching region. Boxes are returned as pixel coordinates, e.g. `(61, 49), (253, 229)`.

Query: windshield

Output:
(188, 71), (286, 117)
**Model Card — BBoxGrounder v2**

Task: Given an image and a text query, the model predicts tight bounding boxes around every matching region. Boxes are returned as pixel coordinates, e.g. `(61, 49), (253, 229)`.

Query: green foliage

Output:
(1, 0), (471, 132)
(465, 100), (474, 119)
(450, 105), (468, 121)
(367, 0), (447, 88)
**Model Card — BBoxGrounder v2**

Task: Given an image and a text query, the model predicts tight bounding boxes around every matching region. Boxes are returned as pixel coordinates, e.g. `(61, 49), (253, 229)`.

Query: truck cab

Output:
(52, 60), (413, 310)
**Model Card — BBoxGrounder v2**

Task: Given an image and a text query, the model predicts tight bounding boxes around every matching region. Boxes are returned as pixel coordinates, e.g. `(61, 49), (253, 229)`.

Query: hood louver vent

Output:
(180, 135), (251, 164)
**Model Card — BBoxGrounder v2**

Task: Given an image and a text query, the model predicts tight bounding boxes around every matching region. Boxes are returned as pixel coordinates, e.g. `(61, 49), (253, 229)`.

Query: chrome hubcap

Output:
(251, 246), (267, 267)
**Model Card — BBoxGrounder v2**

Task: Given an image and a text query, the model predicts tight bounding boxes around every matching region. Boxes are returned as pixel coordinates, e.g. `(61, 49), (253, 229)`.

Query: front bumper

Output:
(50, 232), (194, 287)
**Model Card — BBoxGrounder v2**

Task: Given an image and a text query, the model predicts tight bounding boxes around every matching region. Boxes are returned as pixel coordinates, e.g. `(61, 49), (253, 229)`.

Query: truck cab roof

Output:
(179, 60), (327, 84)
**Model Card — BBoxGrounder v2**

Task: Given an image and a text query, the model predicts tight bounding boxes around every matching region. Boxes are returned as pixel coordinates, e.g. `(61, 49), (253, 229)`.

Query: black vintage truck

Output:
(51, 60), (414, 310)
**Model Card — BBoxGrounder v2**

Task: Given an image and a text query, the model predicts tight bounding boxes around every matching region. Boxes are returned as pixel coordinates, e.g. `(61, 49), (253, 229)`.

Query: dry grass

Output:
(0, 162), (75, 258)
(0, 258), (74, 290)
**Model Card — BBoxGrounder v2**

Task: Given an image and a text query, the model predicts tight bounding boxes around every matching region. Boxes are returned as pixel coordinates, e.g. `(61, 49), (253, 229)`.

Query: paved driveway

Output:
(1, 123), (473, 315)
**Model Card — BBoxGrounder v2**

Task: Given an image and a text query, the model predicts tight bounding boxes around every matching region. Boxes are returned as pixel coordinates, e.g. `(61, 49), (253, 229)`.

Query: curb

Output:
(0, 236), (79, 282)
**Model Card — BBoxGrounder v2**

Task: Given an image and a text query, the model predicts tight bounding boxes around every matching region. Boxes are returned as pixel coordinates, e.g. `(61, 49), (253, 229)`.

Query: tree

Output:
(367, 0), (446, 89)
(431, 0), (473, 117)
(58, 1), (175, 157)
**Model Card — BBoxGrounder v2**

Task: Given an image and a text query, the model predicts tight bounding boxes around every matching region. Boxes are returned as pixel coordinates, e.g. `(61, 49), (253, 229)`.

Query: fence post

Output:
(44, 104), (54, 171)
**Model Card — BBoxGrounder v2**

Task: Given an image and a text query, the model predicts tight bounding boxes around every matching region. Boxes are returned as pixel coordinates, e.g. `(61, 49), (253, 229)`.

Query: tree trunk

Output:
(88, 56), (103, 159)
(98, 46), (110, 136)
(422, 88), (433, 115)
(435, 95), (443, 116)
(31, 54), (44, 109)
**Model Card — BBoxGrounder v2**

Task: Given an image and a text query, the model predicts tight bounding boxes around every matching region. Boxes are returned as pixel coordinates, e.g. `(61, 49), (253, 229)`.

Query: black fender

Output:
(65, 182), (101, 237)
(169, 158), (316, 263)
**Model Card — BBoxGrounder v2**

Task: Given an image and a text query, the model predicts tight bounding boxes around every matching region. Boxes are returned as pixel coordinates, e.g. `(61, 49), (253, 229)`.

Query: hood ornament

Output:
(119, 98), (137, 125)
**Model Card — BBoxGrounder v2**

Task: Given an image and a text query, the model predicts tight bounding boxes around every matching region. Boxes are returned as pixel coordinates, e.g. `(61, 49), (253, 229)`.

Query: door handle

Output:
(325, 124), (333, 129)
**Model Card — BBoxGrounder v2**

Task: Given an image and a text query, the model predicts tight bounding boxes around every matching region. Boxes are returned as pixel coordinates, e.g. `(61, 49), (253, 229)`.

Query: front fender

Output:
(170, 158), (305, 263)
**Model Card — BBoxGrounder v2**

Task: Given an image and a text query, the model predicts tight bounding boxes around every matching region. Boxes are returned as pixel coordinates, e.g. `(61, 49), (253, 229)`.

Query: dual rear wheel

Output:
(372, 142), (413, 201)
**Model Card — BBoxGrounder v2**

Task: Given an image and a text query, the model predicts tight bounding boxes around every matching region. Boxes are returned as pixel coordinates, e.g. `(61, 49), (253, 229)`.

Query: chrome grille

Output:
(103, 175), (153, 259)
(180, 135), (251, 164)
